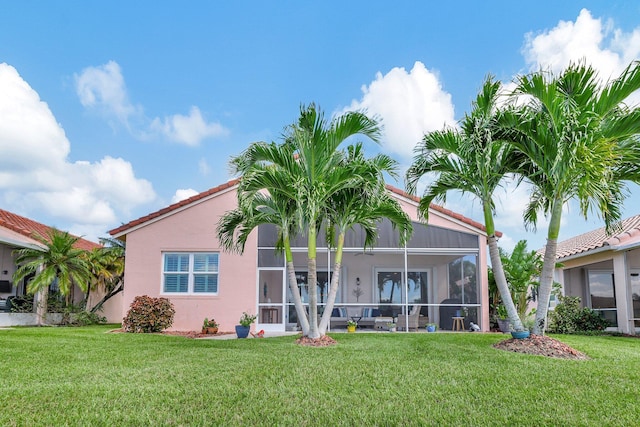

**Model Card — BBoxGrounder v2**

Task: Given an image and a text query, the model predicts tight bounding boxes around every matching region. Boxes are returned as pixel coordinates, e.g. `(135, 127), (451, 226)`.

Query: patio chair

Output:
(397, 305), (421, 331)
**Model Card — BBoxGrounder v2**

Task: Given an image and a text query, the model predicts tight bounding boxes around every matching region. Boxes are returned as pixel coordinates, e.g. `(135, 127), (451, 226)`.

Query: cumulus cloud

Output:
(0, 62), (155, 238)
(523, 9), (640, 81)
(75, 60), (228, 146)
(343, 61), (456, 161)
(150, 106), (229, 146)
(171, 188), (199, 204)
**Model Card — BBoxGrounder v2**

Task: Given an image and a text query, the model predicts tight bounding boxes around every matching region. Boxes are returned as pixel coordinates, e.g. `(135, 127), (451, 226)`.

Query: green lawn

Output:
(0, 326), (638, 426)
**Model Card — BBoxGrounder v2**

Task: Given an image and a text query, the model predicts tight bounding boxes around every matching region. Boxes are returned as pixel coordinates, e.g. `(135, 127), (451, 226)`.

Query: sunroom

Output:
(256, 219), (486, 332)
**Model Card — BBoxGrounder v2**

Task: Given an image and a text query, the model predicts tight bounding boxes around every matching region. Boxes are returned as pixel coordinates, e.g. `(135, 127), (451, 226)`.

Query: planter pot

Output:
(203, 327), (218, 335)
(511, 330), (530, 339)
(497, 319), (511, 333)
(389, 327), (397, 332)
(235, 325), (250, 338)
(426, 325), (436, 333)
(347, 325), (356, 333)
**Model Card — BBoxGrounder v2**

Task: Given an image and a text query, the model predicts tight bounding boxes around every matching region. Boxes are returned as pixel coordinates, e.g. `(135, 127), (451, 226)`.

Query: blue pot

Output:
(235, 325), (250, 338)
(426, 325), (436, 332)
(511, 330), (530, 339)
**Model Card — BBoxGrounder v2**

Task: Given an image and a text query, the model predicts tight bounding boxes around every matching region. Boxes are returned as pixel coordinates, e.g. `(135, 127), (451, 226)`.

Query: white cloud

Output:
(171, 188), (199, 203)
(523, 9), (640, 81)
(344, 61), (456, 161)
(75, 60), (140, 125)
(150, 106), (229, 146)
(76, 61), (229, 146)
(0, 62), (156, 238)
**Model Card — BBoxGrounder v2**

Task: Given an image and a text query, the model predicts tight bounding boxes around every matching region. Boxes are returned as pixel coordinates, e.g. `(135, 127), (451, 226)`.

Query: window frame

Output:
(161, 252), (220, 295)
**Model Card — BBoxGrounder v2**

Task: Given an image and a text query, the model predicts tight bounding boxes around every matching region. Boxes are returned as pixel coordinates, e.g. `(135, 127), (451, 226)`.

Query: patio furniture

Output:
(452, 316), (465, 331)
(374, 316), (394, 330)
(397, 305), (421, 331)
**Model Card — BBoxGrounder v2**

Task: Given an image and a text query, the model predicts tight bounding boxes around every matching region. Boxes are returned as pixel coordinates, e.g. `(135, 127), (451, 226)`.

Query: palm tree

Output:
(317, 144), (412, 333)
(85, 237), (125, 314)
(406, 76), (525, 331)
(12, 229), (93, 325)
(219, 103), (409, 339)
(498, 240), (543, 319)
(505, 60), (640, 334)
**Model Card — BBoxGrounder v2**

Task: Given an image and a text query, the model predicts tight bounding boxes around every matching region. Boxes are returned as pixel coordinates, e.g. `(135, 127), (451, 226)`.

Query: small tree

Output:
(13, 229), (92, 325)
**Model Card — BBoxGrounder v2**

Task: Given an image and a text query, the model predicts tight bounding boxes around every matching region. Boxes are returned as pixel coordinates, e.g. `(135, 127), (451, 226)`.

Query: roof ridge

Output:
(0, 208), (101, 251)
(110, 179), (491, 237)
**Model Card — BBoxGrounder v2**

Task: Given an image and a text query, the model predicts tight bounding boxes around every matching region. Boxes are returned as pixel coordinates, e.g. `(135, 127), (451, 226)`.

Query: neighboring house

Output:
(0, 209), (114, 324)
(110, 179), (495, 333)
(553, 214), (640, 334)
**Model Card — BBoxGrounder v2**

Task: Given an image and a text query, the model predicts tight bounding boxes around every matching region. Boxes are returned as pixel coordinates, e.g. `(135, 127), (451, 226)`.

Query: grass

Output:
(0, 326), (638, 426)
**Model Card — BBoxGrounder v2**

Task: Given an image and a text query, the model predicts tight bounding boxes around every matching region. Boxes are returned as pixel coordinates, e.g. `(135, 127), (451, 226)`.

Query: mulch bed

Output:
(493, 334), (589, 360)
(295, 335), (338, 347)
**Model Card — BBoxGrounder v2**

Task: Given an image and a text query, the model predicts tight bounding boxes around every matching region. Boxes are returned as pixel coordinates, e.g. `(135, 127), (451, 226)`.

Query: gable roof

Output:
(0, 208), (101, 251)
(109, 179), (491, 237)
(554, 214), (640, 260)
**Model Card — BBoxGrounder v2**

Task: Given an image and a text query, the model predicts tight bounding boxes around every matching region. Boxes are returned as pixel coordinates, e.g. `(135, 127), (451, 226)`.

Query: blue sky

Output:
(1, 1), (639, 252)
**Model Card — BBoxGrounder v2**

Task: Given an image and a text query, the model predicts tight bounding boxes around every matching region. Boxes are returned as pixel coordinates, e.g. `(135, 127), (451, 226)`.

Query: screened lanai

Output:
(256, 219), (485, 332)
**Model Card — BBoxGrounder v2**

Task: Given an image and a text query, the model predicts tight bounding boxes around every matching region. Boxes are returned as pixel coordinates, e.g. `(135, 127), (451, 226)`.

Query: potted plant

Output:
(346, 319), (357, 333)
(387, 322), (397, 332)
(496, 304), (510, 333)
(235, 312), (256, 338)
(426, 323), (437, 333)
(202, 317), (219, 334)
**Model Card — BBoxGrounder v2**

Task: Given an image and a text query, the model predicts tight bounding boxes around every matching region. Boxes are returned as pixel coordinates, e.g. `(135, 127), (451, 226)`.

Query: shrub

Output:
(122, 295), (175, 333)
(548, 295), (609, 333)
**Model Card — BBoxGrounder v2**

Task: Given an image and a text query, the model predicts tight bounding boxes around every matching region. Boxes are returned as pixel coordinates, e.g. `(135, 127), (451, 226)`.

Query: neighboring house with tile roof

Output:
(110, 179), (494, 333)
(553, 214), (640, 334)
(0, 208), (106, 325)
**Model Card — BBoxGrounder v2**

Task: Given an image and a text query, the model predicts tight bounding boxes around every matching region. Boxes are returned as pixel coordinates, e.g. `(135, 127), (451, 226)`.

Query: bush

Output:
(548, 295), (609, 333)
(122, 295), (175, 333)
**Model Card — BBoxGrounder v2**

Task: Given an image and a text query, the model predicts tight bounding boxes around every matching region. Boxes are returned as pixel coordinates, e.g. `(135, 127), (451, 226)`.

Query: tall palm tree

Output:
(219, 103), (409, 339)
(504, 60), (640, 334)
(12, 229), (93, 325)
(317, 144), (412, 333)
(406, 76), (525, 331)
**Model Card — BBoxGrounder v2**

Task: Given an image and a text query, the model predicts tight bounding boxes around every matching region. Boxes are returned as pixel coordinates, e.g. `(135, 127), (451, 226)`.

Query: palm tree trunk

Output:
(307, 225), (320, 339)
(484, 203), (524, 331)
(318, 233), (345, 333)
(533, 198), (563, 335)
(35, 286), (47, 326)
(284, 237), (309, 335)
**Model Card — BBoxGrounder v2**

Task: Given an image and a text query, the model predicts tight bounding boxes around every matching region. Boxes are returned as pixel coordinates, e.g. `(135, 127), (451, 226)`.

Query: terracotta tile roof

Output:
(385, 185), (497, 236)
(0, 208), (101, 251)
(109, 178), (240, 236)
(554, 214), (640, 259)
(109, 179), (490, 237)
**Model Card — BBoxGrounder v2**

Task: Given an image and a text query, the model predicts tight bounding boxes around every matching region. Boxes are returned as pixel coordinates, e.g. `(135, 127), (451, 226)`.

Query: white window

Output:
(162, 253), (219, 294)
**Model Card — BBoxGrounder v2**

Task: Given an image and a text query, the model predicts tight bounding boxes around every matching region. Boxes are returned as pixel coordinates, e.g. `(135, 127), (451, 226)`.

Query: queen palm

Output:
(12, 229), (92, 325)
(219, 104), (409, 339)
(406, 76), (525, 331)
(505, 60), (640, 334)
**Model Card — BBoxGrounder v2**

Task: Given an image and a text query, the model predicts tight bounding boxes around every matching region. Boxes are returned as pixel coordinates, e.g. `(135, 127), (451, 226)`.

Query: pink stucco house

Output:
(109, 179), (493, 333)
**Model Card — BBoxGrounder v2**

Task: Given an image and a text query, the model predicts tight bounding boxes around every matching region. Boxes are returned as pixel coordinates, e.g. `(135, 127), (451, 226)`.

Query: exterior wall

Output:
(121, 188), (258, 331)
(558, 247), (640, 334)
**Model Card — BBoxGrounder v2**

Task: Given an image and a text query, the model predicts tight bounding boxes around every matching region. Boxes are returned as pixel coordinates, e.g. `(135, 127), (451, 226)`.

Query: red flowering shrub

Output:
(122, 295), (175, 333)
